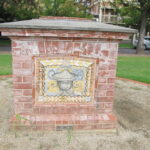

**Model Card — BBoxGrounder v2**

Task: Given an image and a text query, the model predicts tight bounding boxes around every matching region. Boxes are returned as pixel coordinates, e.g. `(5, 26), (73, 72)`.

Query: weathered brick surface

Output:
(2, 28), (129, 40)
(10, 113), (117, 131)
(1, 20), (131, 130)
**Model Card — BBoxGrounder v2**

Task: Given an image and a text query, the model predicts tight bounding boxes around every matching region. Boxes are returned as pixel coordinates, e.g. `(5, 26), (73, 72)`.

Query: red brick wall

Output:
(3, 28), (125, 131)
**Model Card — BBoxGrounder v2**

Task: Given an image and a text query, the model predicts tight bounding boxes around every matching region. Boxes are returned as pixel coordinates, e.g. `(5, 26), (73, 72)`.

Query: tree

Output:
(0, 0), (14, 22)
(136, 0), (150, 54)
(0, 0), (41, 22)
(113, 0), (150, 54)
(42, 0), (92, 18)
(0, 0), (92, 22)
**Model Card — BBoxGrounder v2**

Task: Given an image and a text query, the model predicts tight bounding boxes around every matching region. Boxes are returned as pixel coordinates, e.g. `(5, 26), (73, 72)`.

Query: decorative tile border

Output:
(34, 57), (96, 103)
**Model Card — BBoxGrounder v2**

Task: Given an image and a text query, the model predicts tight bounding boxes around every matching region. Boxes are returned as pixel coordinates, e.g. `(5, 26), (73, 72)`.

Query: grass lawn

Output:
(119, 43), (134, 49)
(0, 54), (12, 75)
(0, 54), (150, 84)
(117, 56), (150, 84)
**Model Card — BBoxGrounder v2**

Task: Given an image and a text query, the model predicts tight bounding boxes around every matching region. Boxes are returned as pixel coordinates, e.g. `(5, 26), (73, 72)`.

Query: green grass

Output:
(117, 56), (150, 84)
(119, 43), (134, 49)
(0, 54), (150, 84)
(0, 39), (11, 46)
(0, 54), (12, 75)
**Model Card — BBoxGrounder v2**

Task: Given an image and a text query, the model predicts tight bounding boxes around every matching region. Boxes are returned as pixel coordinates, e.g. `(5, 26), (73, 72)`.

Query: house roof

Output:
(0, 17), (137, 33)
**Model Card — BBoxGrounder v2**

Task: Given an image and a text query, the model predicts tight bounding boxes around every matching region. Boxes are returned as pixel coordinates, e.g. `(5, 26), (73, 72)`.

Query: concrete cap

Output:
(0, 16), (137, 33)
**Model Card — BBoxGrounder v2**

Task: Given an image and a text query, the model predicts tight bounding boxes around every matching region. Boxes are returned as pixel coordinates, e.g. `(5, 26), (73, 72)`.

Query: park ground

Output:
(0, 39), (150, 149)
(0, 78), (150, 150)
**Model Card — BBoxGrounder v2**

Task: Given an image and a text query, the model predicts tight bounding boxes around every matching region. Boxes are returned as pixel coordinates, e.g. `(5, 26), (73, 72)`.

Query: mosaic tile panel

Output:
(35, 57), (96, 103)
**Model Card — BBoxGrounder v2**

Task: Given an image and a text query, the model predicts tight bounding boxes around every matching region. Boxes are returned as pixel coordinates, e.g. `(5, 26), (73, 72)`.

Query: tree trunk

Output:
(136, 10), (147, 54)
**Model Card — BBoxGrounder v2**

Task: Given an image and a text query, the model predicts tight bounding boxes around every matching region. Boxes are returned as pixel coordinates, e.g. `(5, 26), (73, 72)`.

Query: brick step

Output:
(33, 105), (97, 114)
(10, 113), (117, 131)
(33, 103), (112, 115)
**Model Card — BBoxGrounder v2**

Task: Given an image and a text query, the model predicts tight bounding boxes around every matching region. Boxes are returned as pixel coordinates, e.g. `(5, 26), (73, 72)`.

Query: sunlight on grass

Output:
(0, 54), (12, 75)
(117, 56), (150, 84)
(119, 43), (134, 49)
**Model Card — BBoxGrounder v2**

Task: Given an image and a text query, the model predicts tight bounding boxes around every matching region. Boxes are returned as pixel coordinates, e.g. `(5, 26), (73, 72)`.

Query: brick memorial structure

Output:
(0, 17), (136, 131)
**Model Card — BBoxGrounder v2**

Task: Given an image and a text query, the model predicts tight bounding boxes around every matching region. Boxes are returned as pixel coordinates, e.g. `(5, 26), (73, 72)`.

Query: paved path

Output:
(119, 48), (150, 55)
(0, 46), (11, 53)
(0, 45), (150, 55)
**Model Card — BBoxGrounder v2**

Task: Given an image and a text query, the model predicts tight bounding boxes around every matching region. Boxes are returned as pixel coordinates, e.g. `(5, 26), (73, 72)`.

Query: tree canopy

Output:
(113, 0), (150, 54)
(113, 0), (150, 28)
(0, 0), (14, 22)
(0, 0), (91, 22)
(0, 0), (41, 22)
(42, 0), (92, 18)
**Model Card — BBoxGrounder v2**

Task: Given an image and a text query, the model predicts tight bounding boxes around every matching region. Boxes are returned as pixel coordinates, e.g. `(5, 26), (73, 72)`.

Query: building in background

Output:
(76, 0), (121, 24)
(91, 0), (120, 24)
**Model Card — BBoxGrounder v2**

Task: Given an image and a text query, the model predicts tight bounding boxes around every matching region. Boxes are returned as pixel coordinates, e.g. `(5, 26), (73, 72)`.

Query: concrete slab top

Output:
(0, 18), (137, 33)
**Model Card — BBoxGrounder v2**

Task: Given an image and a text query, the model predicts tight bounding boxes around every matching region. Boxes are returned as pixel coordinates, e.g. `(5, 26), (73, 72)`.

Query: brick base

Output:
(10, 113), (117, 132)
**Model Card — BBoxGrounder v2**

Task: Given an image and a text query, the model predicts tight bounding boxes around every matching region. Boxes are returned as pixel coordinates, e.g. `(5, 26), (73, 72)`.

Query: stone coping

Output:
(0, 17), (137, 33)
